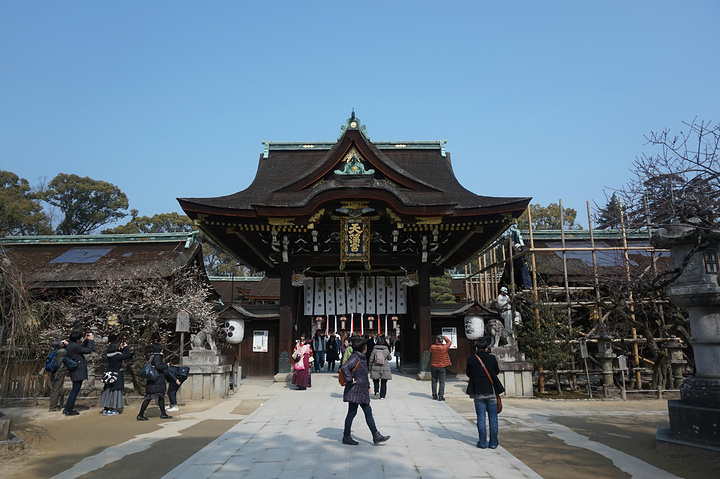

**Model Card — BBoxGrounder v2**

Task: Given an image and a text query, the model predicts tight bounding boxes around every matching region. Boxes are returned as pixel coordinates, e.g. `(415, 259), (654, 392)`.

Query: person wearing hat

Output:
(497, 287), (513, 332)
(429, 334), (452, 401)
(466, 338), (504, 449)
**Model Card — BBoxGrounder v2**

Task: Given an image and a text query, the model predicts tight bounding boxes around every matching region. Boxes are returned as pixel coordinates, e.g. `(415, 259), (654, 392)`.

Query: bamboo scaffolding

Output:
(465, 198), (675, 392)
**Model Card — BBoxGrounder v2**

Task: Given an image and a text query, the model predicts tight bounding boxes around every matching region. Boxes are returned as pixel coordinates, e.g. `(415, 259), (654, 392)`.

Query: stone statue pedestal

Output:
(653, 226), (720, 452)
(490, 345), (534, 397)
(181, 349), (232, 401)
(0, 410), (23, 454)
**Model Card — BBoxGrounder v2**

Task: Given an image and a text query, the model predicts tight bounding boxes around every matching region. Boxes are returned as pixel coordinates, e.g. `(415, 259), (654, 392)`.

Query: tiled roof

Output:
(0, 233), (203, 289)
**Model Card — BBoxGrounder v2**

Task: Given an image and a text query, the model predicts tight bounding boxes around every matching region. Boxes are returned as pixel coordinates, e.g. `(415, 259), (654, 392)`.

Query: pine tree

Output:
(595, 193), (623, 229)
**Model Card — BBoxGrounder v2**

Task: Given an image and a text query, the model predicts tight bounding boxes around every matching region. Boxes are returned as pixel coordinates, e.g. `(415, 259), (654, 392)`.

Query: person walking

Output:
(291, 334), (311, 390)
(99, 339), (132, 416)
(429, 334), (452, 401)
(63, 331), (95, 416)
(394, 334), (402, 368)
(48, 339), (68, 412)
(466, 338), (505, 449)
(341, 337), (353, 365)
(326, 333), (340, 372)
(137, 343), (172, 421)
(312, 329), (327, 372)
(340, 337), (390, 446)
(369, 335), (392, 399)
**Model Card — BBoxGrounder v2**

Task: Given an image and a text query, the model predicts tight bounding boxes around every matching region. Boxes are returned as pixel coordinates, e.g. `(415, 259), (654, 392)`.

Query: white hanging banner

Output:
(386, 276), (396, 314)
(325, 276), (336, 316)
(397, 281), (407, 314)
(304, 278), (314, 316)
(335, 277), (346, 315)
(347, 280), (356, 314)
(376, 276), (387, 315)
(365, 276), (376, 314)
(356, 278), (365, 312)
(314, 277), (325, 316)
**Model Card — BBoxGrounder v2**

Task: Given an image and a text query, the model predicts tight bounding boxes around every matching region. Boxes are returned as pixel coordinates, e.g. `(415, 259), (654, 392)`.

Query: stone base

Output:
(182, 349), (232, 400)
(274, 372), (292, 383)
(656, 426), (720, 455)
(417, 371), (432, 380)
(0, 433), (23, 456)
(666, 399), (720, 448)
(493, 345), (534, 397)
(400, 363), (420, 375)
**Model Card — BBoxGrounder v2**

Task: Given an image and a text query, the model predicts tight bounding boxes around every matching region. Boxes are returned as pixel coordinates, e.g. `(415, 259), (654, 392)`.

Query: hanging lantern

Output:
(224, 320), (245, 344)
(464, 315), (484, 340)
(368, 316), (375, 330)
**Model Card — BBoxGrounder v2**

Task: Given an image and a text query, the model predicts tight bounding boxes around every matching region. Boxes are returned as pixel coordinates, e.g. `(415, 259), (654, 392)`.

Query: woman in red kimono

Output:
(292, 333), (311, 390)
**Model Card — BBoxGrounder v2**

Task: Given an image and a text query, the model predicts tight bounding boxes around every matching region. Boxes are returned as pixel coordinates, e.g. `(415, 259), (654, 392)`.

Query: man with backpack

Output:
(47, 339), (69, 412)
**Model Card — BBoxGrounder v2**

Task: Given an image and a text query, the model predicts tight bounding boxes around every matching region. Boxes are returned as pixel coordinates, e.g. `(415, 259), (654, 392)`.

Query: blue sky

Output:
(2, 1), (719, 229)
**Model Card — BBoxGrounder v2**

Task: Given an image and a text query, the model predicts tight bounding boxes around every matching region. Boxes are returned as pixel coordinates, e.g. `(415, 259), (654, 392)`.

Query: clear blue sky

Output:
(2, 1), (719, 229)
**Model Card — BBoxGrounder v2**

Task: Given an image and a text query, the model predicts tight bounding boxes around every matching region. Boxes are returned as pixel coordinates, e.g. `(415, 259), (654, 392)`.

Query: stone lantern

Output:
(661, 338), (687, 389)
(594, 334), (616, 391)
(653, 225), (720, 451)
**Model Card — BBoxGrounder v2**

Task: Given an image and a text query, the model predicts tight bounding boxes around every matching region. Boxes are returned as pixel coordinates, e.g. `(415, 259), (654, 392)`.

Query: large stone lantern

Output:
(653, 225), (720, 451)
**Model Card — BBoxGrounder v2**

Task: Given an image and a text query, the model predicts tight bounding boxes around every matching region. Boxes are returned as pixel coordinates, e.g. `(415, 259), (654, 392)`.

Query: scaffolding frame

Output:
(462, 199), (675, 391)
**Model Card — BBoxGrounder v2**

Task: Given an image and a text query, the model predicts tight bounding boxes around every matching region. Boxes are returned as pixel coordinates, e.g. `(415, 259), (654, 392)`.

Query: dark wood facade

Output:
(179, 115), (530, 375)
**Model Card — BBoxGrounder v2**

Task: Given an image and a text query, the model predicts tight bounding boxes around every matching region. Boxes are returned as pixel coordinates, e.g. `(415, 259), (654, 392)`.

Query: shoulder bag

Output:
(475, 355), (503, 414)
(338, 360), (359, 386)
(139, 359), (159, 381)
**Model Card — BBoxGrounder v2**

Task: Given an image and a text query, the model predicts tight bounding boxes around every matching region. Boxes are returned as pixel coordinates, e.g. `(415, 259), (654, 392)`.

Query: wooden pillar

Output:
(279, 261), (293, 361)
(418, 261), (432, 355)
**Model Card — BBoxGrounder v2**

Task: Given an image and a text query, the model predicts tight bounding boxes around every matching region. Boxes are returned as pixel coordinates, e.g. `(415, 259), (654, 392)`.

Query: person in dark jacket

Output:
(137, 343), (172, 421)
(99, 339), (132, 415)
(466, 338), (505, 449)
(63, 330), (95, 416)
(340, 337), (390, 446)
(48, 338), (68, 412)
(164, 364), (188, 412)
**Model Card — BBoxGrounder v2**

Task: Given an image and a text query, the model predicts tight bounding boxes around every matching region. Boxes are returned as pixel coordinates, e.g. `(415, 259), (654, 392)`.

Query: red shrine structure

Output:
(179, 113), (530, 377)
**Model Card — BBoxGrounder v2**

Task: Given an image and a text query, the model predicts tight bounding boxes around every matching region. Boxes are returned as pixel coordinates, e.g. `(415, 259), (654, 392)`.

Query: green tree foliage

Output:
(516, 203), (583, 230)
(0, 170), (52, 236)
(430, 273), (456, 303)
(594, 193), (623, 229)
(104, 210), (193, 234)
(43, 173), (129, 235)
(517, 303), (581, 395)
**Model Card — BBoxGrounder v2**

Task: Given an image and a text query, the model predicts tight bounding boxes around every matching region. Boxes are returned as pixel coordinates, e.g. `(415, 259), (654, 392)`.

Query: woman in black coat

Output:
(466, 338), (505, 449)
(99, 340), (132, 415)
(137, 343), (172, 421)
(340, 337), (390, 446)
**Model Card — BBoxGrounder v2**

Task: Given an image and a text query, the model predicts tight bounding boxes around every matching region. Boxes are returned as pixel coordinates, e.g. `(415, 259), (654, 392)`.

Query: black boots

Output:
(342, 435), (359, 445)
(373, 431), (390, 444)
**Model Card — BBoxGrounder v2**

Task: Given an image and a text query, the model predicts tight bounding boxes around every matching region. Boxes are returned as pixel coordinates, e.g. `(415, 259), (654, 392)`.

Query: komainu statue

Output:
(191, 319), (218, 350)
(487, 318), (515, 348)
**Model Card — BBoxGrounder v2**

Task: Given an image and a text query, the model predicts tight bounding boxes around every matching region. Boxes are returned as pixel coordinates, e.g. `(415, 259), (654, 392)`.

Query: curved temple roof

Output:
(179, 116), (531, 273)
